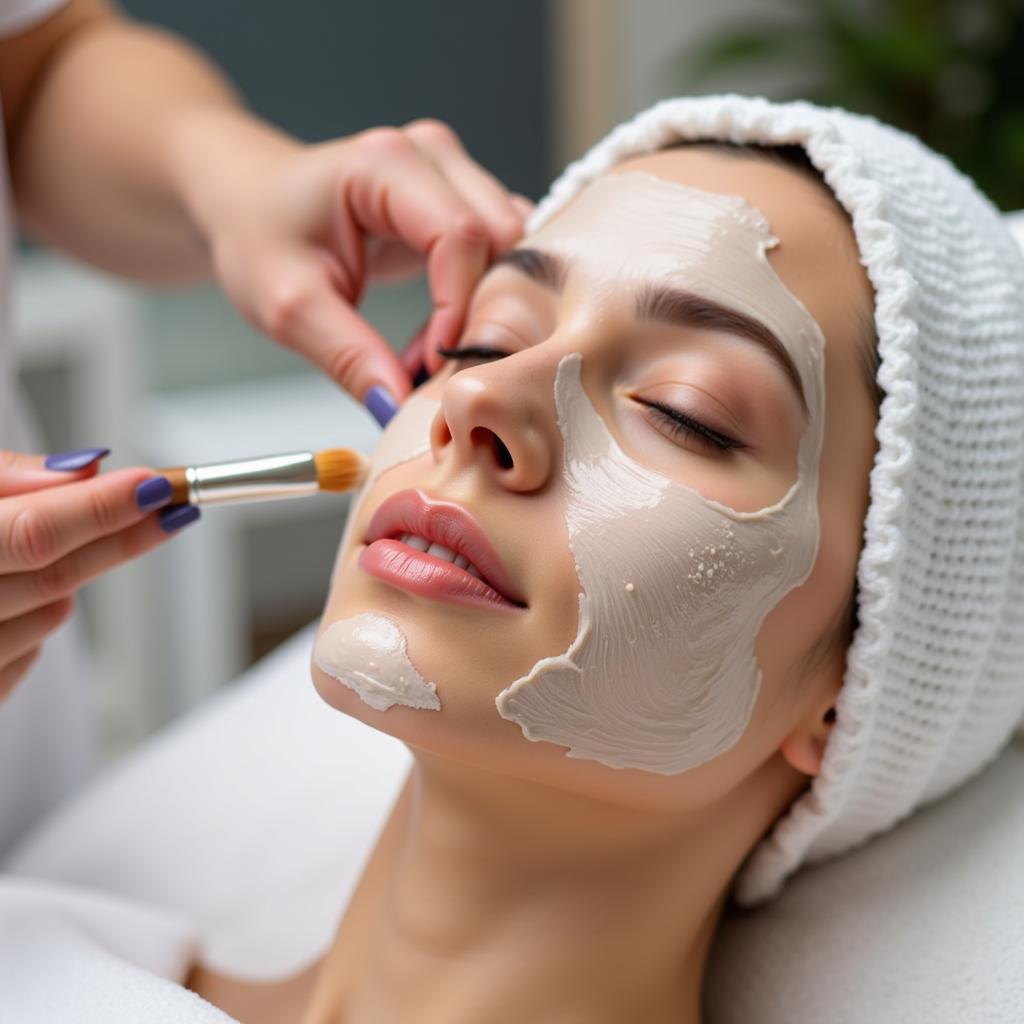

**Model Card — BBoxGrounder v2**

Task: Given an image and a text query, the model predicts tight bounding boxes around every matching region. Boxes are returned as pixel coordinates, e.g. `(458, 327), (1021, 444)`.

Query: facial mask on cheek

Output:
(315, 392), (443, 712)
(495, 178), (826, 774)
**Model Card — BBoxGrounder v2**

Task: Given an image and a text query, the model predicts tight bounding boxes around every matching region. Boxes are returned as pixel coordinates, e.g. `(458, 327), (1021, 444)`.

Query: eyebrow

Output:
(492, 247), (569, 291)
(492, 246), (807, 415)
(634, 284), (807, 415)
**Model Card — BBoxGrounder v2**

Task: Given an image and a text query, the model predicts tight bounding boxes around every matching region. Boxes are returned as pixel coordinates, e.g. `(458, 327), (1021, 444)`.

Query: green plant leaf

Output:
(679, 26), (823, 86)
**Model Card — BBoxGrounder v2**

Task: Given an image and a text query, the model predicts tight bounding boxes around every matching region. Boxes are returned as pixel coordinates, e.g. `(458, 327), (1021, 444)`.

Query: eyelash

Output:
(634, 399), (744, 453)
(437, 346), (744, 454)
(437, 344), (509, 363)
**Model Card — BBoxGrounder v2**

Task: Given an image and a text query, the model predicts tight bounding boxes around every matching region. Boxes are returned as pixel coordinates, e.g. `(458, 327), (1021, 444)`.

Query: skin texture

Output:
(0, 0), (526, 702)
(0, 452), (182, 700)
(0, 0), (527, 400)
(188, 148), (876, 1024)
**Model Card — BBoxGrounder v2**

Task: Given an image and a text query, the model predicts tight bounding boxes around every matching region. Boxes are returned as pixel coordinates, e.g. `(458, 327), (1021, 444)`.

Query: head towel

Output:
(529, 95), (1024, 905)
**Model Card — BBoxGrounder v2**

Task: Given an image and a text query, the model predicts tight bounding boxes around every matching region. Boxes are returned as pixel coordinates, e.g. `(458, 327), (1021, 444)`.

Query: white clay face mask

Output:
(495, 174), (827, 774)
(315, 392), (441, 712)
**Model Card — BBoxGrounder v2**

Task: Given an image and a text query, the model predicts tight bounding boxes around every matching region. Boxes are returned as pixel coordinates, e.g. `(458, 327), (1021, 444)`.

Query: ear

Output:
(779, 694), (838, 777)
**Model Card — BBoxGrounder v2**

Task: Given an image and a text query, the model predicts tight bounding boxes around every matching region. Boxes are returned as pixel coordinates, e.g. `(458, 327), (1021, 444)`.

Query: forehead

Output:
(527, 170), (824, 413)
(602, 148), (872, 352)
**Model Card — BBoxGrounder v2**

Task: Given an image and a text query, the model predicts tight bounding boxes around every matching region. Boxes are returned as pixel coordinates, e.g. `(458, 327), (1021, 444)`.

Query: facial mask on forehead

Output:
(315, 392), (442, 712)
(495, 175), (826, 774)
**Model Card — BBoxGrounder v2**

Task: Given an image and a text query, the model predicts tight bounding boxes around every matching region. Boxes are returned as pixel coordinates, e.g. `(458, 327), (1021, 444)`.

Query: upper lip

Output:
(363, 488), (526, 606)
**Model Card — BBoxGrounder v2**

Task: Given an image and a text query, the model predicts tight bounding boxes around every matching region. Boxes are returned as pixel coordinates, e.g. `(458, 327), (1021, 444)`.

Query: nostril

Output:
(494, 437), (514, 470)
(469, 426), (514, 470)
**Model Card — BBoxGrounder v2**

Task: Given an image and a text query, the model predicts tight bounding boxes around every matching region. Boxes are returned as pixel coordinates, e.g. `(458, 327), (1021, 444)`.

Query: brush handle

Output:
(170, 452), (319, 506)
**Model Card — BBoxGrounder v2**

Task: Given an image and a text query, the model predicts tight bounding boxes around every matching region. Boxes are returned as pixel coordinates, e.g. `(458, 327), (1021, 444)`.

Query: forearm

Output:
(9, 12), (295, 284)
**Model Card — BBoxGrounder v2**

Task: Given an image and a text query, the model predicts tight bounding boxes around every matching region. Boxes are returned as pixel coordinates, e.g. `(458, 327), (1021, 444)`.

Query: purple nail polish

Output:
(365, 385), (399, 428)
(135, 476), (173, 512)
(159, 504), (200, 533)
(44, 447), (110, 472)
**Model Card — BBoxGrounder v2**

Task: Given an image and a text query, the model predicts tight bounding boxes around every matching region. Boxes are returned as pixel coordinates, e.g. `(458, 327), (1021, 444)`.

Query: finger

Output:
(259, 255), (412, 414)
(511, 194), (535, 220)
(420, 231), (490, 373)
(337, 134), (495, 394)
(0, 507), (186, 619)
(0, 646), (41, 703)
(401, 316), (430, 385)
(0, 597), (74, 672)
(0, 447), (109, 498)
(404, 119), (526, 251)
(0, 467), (163, 574)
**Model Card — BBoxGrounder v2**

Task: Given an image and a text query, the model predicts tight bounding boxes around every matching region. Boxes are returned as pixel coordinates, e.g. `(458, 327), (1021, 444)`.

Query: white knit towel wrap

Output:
(527, 95), (1024, 906)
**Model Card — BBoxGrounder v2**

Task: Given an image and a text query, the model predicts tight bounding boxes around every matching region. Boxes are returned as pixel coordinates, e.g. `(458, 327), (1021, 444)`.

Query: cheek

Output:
(752, 470), (867, 702)
(750, 347), (875, 714)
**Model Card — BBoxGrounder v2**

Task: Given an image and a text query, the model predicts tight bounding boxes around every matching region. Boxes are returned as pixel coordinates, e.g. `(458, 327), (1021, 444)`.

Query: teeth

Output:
(399, 534), (485, 581)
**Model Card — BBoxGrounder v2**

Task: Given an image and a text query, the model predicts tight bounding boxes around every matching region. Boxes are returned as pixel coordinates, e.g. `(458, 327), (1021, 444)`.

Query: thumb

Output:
(0, 447), (109, 498)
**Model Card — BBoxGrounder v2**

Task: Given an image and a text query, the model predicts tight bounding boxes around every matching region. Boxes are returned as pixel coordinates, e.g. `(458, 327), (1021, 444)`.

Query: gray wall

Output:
(120, 0), (550, 199)
(115, 0), (551, 392)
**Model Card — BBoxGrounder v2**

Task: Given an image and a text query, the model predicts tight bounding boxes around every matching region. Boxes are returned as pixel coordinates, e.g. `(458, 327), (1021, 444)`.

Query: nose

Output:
(431, 361), (556, 493)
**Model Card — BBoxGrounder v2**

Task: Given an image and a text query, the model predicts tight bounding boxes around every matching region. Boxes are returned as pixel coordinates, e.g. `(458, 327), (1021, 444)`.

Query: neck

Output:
(301, 747), (797, 1024)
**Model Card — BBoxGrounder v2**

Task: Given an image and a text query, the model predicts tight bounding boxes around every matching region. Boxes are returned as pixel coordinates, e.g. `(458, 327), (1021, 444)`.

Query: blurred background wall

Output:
(13, 0), (1024, 757)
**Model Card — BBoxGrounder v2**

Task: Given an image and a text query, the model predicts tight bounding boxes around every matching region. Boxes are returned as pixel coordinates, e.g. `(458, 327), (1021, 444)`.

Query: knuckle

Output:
(356, 126), (414, 160)
(324, 344), (366, 392)
(88, 486), (121, 535)
(9, 507), (57, 568)
(260, 276), (314, 341)
(35, 555), (78, 600)
(0, 449), (21, 473)
(447, 211), (489, 250)
(404, 118), (458, 149)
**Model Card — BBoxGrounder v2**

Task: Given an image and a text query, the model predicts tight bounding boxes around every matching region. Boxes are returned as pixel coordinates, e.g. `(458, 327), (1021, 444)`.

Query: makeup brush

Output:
(159, 448), (369, 507)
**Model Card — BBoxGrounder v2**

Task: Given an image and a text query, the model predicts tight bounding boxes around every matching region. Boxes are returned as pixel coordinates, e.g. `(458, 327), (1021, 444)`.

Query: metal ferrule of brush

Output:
(186, 451), (319, 505)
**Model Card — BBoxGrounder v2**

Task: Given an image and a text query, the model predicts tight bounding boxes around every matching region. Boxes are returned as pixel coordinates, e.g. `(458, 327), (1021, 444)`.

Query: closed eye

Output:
(437, 345), (510, 364)
(633, 398), (745, 454)
(440, 347), (744, 454)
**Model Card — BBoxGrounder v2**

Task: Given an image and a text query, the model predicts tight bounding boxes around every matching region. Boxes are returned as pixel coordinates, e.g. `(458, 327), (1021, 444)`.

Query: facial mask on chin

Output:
(315, 392), (443, 712)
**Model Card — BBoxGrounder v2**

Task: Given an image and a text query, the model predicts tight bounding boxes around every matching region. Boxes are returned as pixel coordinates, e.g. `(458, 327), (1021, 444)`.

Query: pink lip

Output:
(359, 488), (527, 611)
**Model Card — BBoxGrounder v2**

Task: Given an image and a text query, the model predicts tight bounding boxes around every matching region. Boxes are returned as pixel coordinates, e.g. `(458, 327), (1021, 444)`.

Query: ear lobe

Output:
(780, 703), (837, 777)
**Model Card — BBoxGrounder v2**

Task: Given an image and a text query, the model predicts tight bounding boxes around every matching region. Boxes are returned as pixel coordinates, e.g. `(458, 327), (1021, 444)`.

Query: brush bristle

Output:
(314, 448), (370, 492)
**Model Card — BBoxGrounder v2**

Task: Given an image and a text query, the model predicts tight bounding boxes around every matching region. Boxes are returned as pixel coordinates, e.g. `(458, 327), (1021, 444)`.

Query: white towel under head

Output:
(528, 95), (1024, 905)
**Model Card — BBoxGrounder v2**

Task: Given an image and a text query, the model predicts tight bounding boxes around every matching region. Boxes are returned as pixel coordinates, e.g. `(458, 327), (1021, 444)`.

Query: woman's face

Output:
(312, 148), (876, 814)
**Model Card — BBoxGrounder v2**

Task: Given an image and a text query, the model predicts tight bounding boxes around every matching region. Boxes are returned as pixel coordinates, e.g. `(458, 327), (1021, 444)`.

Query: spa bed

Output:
(2, 623), (1023, 1021)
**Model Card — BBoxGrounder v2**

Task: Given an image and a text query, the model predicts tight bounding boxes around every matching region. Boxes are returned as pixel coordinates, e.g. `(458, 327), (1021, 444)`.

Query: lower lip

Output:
(358, 539), (522, 611)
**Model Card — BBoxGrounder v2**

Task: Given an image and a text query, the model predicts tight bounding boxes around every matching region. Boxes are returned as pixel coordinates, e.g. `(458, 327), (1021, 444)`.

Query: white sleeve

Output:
(0, 0), (67, 36)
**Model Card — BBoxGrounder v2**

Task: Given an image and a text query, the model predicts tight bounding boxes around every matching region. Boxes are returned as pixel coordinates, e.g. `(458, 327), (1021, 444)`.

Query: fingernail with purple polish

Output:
(44, 447), (110, 472)
(135, 475), (173, 512)
(365, 385), (399, 428)
(159, 504), (200, 534)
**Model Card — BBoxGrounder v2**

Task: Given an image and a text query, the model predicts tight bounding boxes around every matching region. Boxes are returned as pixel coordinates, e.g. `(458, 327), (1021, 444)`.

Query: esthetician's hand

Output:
(0, 449), (197, 701)
(172, 114), (531, 425)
